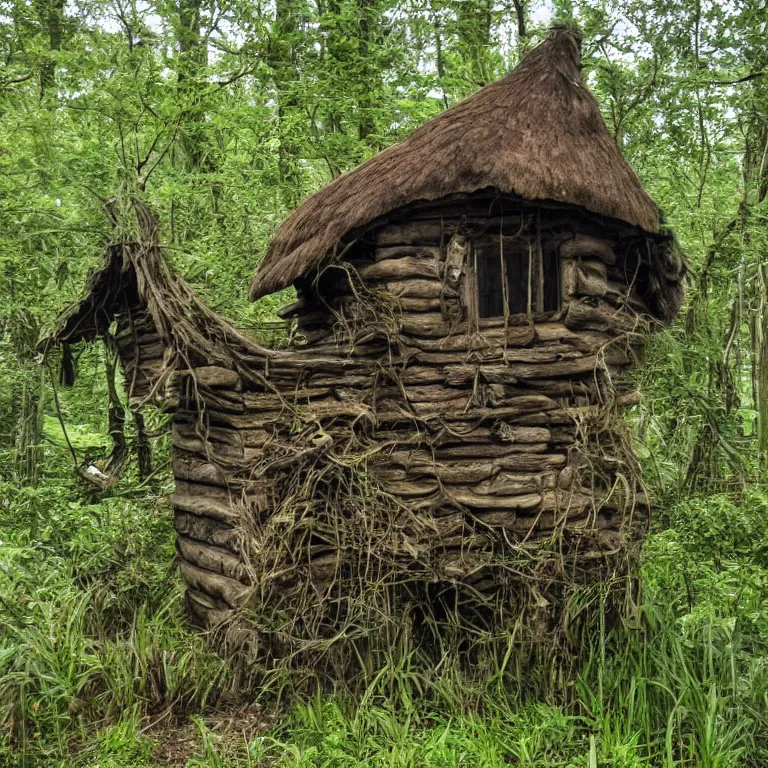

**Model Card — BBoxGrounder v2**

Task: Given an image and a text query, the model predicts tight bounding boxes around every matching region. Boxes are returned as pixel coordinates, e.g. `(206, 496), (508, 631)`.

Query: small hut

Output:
(47, 28), (684, 678)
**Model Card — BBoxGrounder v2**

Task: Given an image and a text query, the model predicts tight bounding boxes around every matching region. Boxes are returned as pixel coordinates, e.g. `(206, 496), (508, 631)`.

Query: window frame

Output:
(466, 233), (561, 325)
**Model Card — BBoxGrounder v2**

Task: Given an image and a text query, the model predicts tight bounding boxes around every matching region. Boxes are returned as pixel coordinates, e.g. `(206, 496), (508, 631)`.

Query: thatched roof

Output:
(250, 27), (666, 302)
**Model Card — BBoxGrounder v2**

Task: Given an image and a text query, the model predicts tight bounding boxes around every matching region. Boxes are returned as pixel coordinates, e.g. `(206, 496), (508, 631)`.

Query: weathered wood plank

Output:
(177, 535), (250, 583)
(361, 257), (441, 282)
(376, 221), (445, 246)
(178, 559), (248, 608)
(374, 245), (442, 262)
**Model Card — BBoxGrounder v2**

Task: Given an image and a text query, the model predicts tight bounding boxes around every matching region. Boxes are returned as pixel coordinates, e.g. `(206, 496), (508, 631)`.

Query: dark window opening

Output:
(475, 237), (560, 319)
(541, 241), (561, 312)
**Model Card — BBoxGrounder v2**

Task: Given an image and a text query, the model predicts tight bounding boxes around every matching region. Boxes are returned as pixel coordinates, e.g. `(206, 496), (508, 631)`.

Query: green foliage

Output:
(2, 0), (768, 764)
(0, 485), (237, 766)
(1, 487), (768, 765)
(42, 415), (109, 452)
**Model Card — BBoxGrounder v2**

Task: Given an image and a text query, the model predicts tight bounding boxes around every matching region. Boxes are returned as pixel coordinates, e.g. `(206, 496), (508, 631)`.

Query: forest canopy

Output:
(2, 0), (766, 483)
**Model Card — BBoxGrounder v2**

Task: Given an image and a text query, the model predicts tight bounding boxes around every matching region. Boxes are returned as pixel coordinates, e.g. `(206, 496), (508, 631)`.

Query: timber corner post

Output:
(46, 27), (686, 688)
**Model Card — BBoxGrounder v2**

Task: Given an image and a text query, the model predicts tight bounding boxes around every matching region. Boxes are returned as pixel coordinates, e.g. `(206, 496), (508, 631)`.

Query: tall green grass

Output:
(2, 482), (768, 766)
(0, 480), (238, 766)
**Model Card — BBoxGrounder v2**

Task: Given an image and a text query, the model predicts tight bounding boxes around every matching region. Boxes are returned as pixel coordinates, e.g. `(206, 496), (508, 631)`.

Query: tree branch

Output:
(708, 71), (768, 86)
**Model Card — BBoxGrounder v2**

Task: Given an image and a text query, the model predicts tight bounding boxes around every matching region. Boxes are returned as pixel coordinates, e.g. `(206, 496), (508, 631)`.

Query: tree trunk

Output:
(273, 0), (304, 206)
(35, 0), (66, 98)
(356, 0), (377, 144)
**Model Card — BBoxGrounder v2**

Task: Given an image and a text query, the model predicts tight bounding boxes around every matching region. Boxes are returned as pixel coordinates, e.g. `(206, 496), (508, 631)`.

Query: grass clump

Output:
(0, 479), (237, 767)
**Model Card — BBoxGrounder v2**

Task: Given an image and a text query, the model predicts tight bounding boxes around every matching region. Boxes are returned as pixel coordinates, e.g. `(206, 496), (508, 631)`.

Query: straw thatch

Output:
(250, 27), (664, 302)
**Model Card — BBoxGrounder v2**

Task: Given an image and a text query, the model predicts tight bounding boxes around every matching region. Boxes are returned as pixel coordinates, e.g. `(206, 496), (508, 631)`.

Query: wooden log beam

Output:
(174, 511), (242, 553)
(177, 535), (250, 584)
(293, 399), (374, 421)
(177, 388), (246, 414)
(403, 324), (535, 352)
(565, 299), (646, 334)
(533, 322), (615, 351)
(438, 404), (564, 424)
(538, 490), (595, 514)
(508, 411), (575, 427)
(374, 384), (469, 404)
(559, 235), (617, 265)
(444, 364), (518, 386)
(489, 424), (551, 444)
(482, 392), (559, 413)
(374, 245), (442, 262)
(376, 396), (472, 418)
(171, 366), (241, 390)
(443, 352), (629, 385)
(469, 470), (555, 496)
(115, 318), (156, 338)
(471, 509), (518, 527)
(262, 352), (379, 373)
(119, 340), (166, 361)
(563, 259), (610, 298)
(407, 341), (577, 364)
(510, 379), (596, 398)
(376, 221), (444, 246)
(391, 366), (447, 385)
(436, 442), (549, 458)
(172, 493), (239, 524)
(383, 451), (568, 473)
(393, 297), (443, 312)
(360, 257), (440, 282)
(172, 456), (230, 487)
(174, 479), (265, 511)
(178, 560), (248, 608)
(124, 358), (164, 381)
(171, 431), (246, 460)
(448, 489), (542, 509)
(371, 279), (443, 299)
(173, 421), (244, 448)
(185, 588), (232, 626)
(379, 479), (440, 497)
